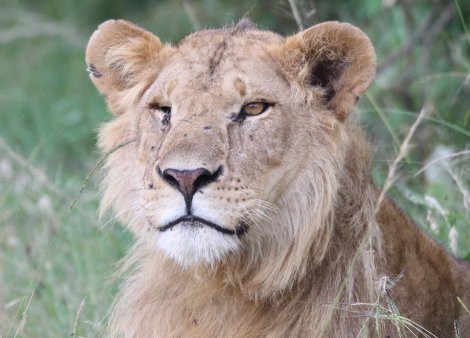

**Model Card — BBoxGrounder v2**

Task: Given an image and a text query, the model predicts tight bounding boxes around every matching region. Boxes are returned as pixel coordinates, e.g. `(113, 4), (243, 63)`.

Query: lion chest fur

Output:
(86, 19), (470, 337)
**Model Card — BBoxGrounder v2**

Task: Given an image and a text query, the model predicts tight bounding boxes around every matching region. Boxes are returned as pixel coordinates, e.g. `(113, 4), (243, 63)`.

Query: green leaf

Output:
(464, 252), (470, 262)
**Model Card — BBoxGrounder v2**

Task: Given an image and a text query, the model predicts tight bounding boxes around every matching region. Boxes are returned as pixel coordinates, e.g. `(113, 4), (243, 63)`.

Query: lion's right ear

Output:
(276, 22), (376, 121)
(86, 20), (169, 115)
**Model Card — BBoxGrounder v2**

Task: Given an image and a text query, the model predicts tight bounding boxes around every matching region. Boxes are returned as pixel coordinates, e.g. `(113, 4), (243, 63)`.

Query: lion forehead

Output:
(155, 29), (284, 87)
(151, 51), (288, 111)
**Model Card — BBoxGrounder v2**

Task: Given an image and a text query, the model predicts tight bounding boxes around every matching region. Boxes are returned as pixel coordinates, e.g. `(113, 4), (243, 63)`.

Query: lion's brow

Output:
(208, 39), (228, 77)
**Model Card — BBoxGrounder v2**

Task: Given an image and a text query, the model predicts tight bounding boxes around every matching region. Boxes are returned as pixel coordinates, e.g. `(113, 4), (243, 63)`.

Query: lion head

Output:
(87, 19), (376, 294)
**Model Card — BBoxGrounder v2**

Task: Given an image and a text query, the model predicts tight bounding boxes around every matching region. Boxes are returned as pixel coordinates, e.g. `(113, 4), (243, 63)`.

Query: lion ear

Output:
(281, 22), (376, 121)
(86, 20), (167, 115)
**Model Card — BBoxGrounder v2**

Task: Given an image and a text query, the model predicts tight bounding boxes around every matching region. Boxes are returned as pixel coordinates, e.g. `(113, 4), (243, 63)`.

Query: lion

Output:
(86, 19), (470, 337)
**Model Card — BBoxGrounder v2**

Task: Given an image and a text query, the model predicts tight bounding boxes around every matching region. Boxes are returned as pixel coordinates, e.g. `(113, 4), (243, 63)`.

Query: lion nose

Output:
(158, 166), (222, 213)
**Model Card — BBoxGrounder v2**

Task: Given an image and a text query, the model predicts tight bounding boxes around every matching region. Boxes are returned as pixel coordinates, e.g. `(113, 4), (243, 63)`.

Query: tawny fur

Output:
(86, 19), (470, 337)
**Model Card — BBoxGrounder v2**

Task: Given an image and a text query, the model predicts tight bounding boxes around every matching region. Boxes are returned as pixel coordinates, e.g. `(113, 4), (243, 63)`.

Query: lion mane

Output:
(86, 19), (470, 337)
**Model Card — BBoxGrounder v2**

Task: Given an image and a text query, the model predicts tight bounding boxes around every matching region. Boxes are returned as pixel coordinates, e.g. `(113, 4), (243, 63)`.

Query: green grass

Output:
(0, 0), (469, 336)
(0, 140), (132, 337)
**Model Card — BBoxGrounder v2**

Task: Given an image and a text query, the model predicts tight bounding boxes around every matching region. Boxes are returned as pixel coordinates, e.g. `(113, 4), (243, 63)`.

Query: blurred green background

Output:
(0, 0), (469, 336)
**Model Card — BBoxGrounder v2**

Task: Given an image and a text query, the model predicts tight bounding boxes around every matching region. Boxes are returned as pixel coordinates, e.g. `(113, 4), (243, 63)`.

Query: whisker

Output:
(252, 199), (279, 214)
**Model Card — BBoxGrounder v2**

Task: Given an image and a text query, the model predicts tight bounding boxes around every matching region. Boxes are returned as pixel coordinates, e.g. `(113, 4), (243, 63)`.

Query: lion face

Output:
(118, 32), (304, 266)
(87, 20), (376, 268)
(144, 65), (290, 263)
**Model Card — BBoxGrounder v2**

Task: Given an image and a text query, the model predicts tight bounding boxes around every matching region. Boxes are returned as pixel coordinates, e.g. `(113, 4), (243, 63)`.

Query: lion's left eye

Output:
(241, 101), (271, 116)
(148, 103), (172, 115)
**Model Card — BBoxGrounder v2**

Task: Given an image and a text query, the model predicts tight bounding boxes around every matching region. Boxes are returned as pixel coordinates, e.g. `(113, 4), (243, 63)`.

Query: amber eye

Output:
(148, 103), (171, 115)
(241, 101), (271, 116)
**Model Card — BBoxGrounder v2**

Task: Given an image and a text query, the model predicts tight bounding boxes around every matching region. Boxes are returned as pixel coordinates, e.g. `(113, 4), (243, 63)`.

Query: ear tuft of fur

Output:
(86, 20), (164, 114)
(282, 22), (376, 120)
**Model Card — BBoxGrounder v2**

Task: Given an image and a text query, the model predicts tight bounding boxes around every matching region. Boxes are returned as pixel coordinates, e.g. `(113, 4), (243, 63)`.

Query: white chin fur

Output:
(156, 225), (240, 267)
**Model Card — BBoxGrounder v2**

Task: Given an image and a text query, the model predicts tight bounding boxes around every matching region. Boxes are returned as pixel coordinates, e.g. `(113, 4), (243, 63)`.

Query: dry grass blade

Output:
(287, 0), (304, 30)
(12, 289), (35, 338)
(458, 297), (470, 316)
(338, 302), (439, 338)
(69, 139), (136, 211)
(444, 164), (470, 210)
(375, 107), (427, 215)
(0, 136), (63, 197)
(7, 232), (62, 338)
(71, 298), (86, 337)
(414, 149), (470, 177)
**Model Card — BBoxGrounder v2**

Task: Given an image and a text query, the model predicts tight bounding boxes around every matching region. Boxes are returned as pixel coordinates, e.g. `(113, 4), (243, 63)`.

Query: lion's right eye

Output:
(240, 101), (272, 117)
(148, 103), (172, 115)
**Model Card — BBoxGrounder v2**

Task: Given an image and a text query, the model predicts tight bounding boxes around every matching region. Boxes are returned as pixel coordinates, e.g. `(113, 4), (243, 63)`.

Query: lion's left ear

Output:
(86, 20), (172, 115)
(279, 22), (376, 121)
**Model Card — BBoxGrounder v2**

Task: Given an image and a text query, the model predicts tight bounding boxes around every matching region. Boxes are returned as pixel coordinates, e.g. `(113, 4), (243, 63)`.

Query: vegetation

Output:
(0, 0), (468, 336)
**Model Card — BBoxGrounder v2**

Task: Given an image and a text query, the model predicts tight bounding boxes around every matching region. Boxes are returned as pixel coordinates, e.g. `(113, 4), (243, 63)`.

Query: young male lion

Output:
(86, 19), (470, 337)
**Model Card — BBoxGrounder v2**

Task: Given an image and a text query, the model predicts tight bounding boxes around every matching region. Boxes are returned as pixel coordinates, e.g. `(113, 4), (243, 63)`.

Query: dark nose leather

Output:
(159, 167), (222, 213)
